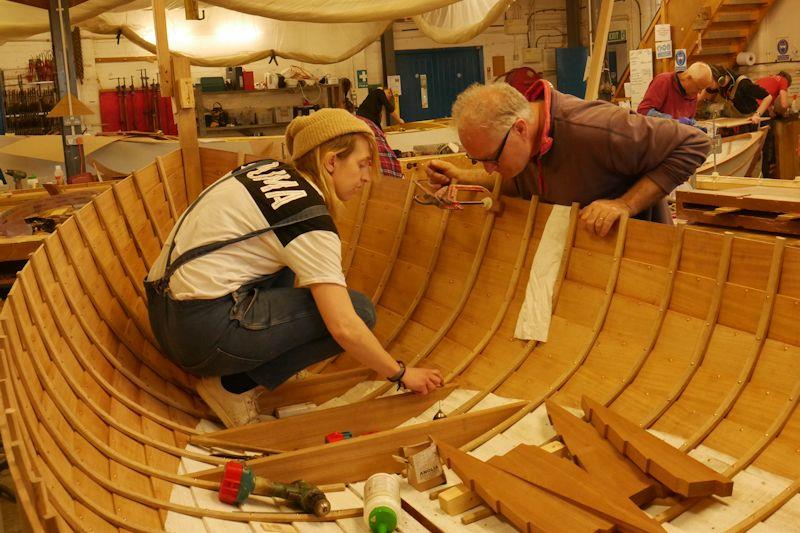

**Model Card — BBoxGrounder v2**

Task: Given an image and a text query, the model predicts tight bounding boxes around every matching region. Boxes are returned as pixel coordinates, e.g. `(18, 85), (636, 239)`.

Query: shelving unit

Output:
(0, 70), (59, 136)
(195, 81), (345, 137)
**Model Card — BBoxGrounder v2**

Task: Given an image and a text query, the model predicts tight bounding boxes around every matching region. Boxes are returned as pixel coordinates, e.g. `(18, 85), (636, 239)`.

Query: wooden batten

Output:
(171, 56), (203, 202)
(192, 384), (458, 451)
(582, 396), (733, 498)
(547, 399), (659, 506)
(192, 401), (527, 485)
(438, 441), (615, 532)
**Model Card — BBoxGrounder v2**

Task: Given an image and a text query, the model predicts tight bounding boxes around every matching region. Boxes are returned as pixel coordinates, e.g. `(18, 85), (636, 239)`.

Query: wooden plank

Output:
(151, 0), (172, 97)
(95, 56), (157, 63)
(460, 506), (494, 525)
(191, 401), (528, 485)
(581, 396), (734, 498)
(437, 441), (615, 532)
(489, 444), (664, 532)
(704, 206), (742, 216)
(584, 0), (614, 100)
(546, 400), (659, 506)
(191, 384), (458, 451)
(255, 367), (373, 415)
(171, 55), (202, 202)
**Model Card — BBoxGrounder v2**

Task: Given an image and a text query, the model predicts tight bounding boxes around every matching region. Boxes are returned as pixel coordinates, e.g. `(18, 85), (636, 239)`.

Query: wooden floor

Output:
(0, 147), (799, 531)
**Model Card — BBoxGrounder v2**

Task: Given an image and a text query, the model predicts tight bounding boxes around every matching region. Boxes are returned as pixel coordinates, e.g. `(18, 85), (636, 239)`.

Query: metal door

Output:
(395, 47), (484, 122)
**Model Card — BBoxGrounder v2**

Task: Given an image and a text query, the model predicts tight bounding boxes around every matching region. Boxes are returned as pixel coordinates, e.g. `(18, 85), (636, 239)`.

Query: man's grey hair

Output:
(452, 82), (534, 136)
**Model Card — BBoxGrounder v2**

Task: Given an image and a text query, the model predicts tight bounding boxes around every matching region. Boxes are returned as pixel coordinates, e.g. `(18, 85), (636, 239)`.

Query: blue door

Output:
(556, 47), (589, 98)
(395, 47), (484, 122)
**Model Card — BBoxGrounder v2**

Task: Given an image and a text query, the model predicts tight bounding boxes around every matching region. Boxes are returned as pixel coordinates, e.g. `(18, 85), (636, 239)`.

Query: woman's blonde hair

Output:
(292, 132), (380, 220)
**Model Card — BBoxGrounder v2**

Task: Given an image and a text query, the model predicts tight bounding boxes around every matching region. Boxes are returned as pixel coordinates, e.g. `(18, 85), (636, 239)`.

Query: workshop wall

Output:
(742, 0), (800, 94)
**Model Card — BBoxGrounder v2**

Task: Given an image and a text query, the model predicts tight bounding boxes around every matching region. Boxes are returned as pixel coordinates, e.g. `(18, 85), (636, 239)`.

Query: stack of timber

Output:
(676, 176), (800, 235)
(0, 147), (799, 531)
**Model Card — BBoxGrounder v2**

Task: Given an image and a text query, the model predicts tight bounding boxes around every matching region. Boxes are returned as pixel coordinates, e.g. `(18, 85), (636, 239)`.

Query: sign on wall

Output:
(777, 37), (790, 61)
(356, 69), (369, 88)
(654, 24), (671, 42)
(387, 75), (402, 95)
(674, 49), (687, 71)
(656, 41), (673, 60)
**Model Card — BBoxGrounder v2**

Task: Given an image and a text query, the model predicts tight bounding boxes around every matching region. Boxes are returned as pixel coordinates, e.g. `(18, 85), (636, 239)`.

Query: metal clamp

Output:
(412, 180), (493, 210)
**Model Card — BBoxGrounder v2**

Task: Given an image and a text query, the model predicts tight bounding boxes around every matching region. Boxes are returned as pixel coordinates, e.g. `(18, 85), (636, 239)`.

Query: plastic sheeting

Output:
(0, 0), (513, 65)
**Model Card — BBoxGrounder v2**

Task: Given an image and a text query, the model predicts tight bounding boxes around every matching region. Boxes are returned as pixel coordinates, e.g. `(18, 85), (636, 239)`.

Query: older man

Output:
(427, 81), (710, 237)
(637, 62), (715, 123)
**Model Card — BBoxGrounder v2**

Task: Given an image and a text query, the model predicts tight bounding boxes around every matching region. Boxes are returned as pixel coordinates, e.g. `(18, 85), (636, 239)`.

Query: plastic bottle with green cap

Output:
(363, 473), (400, 533)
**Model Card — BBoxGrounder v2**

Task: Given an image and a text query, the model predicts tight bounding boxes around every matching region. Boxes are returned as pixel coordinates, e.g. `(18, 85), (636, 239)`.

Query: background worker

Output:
(145, 109), (442, 428)
(755, 71), (792, 116)
(426, 81), (710, 237)
(357, 86), (404, 129)
(709, 66), (770, 124)
(637, 62), (715, 127)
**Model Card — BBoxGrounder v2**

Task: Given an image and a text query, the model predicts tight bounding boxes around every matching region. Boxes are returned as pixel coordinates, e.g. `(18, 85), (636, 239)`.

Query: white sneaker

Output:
(196, 376), (263, 428)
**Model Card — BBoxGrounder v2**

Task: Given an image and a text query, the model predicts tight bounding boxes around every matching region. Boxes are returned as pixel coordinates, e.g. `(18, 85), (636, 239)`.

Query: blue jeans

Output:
(145, 268), (376, 390)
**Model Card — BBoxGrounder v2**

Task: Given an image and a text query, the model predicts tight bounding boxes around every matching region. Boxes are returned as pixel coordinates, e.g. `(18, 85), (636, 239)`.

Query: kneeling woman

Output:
(145, 109), (443, 427)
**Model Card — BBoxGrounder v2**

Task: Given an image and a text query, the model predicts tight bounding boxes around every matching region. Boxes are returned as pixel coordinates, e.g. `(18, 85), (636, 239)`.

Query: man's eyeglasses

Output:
(468, 122), (515, 164)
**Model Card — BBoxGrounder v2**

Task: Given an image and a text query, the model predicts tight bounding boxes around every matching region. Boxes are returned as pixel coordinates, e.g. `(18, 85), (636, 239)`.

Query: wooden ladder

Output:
(615, 0), (777, 98)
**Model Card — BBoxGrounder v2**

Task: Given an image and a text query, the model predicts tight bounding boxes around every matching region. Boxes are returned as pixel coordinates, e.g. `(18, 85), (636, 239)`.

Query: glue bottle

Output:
(363, 473), (400, 533)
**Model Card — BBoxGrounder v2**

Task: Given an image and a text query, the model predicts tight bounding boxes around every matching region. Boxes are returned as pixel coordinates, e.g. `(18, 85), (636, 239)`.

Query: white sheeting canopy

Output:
(0, 0), (513, 65)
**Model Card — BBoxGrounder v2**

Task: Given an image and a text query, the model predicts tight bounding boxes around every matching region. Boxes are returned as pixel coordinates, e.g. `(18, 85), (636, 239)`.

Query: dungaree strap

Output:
(151, 160), (329, 295)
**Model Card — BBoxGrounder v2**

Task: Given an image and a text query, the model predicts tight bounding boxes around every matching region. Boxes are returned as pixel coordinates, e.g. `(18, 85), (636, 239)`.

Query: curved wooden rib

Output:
(726, 481), (800, 531)
(371, 180), (417, 303)
(360, 174), (503, 400)
(641, 232), (735, 428)
(680, 238), (786, 451)
(544, 214), (629, 406)
(449, 202), (579, 417)
(444, 196), (540, 382)
(341, 180), (372, 275)
(26, 256), (210, 429)
(155, 155), (179, 222)
(380, 202), (452, 347)
(604, 224), (685, 406)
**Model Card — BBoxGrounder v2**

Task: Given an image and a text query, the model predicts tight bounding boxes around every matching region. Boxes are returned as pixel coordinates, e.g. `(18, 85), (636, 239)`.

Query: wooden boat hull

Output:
(0, 147), (798, 531)
(697, 129), (768, 177)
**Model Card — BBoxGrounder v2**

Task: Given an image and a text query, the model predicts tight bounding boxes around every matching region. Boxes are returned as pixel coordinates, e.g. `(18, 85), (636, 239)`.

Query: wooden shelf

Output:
(199, 83), (336, 95)
(205, 123), (286, 132)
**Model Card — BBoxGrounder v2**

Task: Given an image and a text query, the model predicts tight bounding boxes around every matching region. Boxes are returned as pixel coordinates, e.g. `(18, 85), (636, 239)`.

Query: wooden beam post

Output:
(171, 55), (202, 201)
(48, 0), (81, 177)
(184, 0), (202, 20)
(152, 0), (173, 97)
(584, 0), (614, 101)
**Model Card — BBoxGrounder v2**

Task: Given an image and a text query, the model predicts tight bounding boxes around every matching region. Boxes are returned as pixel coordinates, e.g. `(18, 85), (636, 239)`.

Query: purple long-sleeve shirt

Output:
(514, 82), (711, 223)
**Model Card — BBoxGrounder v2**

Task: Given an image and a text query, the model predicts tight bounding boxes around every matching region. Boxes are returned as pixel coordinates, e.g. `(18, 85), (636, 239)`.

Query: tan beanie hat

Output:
(285, 108), (373, 162)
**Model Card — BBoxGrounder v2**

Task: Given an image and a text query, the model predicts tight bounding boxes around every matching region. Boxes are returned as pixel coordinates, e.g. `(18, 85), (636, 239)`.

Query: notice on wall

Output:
(629, 48), (653, 83)
(628, 48), (654, 108)
(656, 41), (673, 60)
(387, 74), (402, 95)
(655, 24), (671, 42)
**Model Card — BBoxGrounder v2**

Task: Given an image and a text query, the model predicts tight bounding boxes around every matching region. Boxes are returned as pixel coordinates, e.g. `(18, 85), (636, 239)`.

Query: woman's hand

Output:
(401, 367), (444, 394)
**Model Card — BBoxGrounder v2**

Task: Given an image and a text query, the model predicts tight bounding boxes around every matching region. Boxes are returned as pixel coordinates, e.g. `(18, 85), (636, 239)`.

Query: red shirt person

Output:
(755, 71), (792, 115)
(637, 62), (715, 122)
